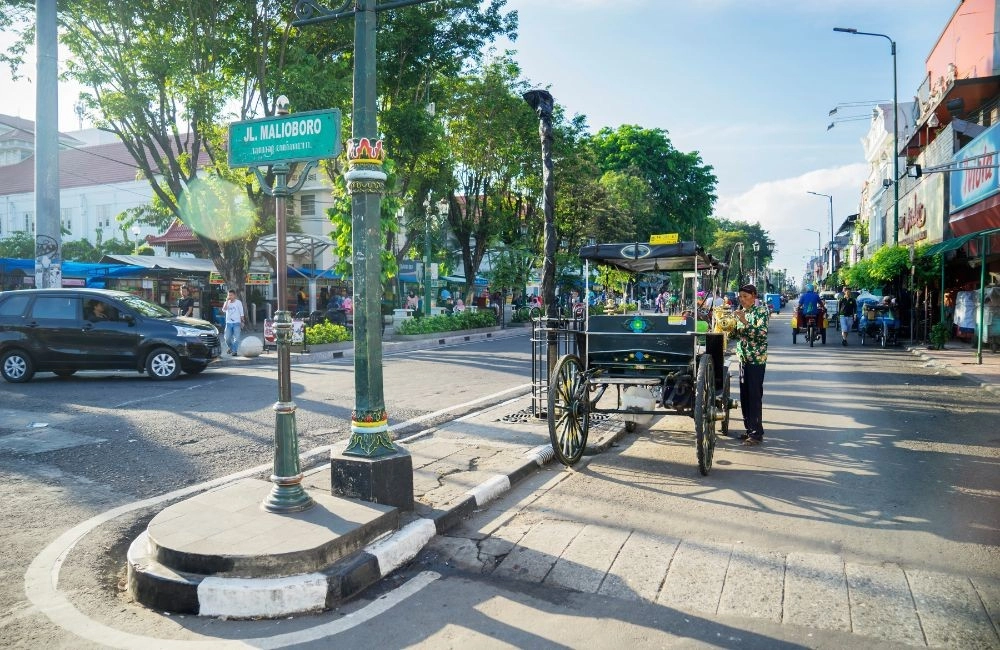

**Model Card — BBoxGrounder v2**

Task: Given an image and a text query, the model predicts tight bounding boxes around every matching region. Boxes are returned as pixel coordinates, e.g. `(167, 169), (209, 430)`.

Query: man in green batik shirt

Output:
(733, 283), (769, 446)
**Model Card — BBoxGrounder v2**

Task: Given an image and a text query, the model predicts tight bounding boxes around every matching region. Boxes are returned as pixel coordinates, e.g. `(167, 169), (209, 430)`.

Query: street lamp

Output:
(752, 241), (760, 294)
(805, 228), (822, 283)
(131, 225), (141, 255)
(834, 26), (898, 246)
(806, 191), (834, 275)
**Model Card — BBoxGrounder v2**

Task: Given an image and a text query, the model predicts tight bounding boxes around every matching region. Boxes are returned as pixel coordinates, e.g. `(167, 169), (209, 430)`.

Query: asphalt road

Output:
(2, 318), (998, 648)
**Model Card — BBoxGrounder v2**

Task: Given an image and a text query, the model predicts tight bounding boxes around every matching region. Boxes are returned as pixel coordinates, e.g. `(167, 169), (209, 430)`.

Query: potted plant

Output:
(929, 321), (951, 350)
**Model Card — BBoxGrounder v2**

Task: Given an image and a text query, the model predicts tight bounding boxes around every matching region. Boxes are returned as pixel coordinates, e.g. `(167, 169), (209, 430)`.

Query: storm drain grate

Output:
(497, 407), (611, 425)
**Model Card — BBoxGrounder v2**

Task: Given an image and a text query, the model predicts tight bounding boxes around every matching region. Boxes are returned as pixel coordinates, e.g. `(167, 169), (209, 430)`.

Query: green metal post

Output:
(424, 208), (433, 316)
(263, 161), (314, 512)
(342, 0), (393, 456)
(977, 238), (985, 365)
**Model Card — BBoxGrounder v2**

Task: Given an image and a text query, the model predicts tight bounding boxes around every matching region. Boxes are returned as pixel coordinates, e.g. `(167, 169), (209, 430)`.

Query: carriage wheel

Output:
(694, 353), (716, 476)
(548, 354), (590, 466)
(719, 371), (732, 437)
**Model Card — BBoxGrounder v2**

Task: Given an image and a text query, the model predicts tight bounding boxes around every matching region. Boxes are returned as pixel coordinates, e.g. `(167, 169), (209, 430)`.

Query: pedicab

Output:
(857, 296), (899, 347)
(546, 241), (734, 476)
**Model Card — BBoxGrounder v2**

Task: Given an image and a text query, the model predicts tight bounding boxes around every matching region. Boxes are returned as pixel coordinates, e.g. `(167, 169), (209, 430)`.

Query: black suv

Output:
(0, 288), (221, 383)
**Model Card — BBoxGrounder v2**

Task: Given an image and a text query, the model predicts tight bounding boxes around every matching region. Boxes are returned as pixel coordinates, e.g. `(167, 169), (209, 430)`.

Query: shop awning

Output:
(922, 232), (979, 256)
(922, 227), (1000, 256)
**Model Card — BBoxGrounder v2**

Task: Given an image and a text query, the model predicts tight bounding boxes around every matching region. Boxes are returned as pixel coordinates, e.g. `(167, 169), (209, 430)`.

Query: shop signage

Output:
(228, 109), (341, 168)
(649, 233), (679, 244)
(899, 173), (944, 246)
(950, 123), (999, 213)
(209, 272), (271, 286)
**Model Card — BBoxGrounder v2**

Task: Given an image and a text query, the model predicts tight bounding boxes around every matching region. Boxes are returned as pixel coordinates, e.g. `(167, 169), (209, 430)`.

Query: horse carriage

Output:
(546, 241), (735, 476)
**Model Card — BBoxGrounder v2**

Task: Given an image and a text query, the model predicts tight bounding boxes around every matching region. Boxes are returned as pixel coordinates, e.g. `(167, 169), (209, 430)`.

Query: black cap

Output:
(739, 284), (757, 295)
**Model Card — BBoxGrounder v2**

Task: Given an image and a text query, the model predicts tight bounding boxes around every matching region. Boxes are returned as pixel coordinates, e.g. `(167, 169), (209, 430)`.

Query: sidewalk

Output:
(906, 339), (1000, 396)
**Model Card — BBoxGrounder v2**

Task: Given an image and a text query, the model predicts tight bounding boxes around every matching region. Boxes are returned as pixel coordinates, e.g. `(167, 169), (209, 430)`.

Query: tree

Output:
(0, 232), (34, 258)
(1, 2), (331, 303)
(591, 125), (717, 241)
(439, 56), (537, 303)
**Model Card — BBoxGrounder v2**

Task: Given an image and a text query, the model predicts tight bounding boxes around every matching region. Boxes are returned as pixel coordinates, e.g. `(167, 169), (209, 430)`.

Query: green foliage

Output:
(913, 243), (940, 287)
(929, 321), (951, 350)
(591, 125), (718, 241)
(868, 245), (910, 283)
(396, 309), (496, 334)
(485, 246), (536, 298)
(595, 265), (634, 300)
(0, 232), (35, 258)
(839, 258), (876, 291)
(304, 322), (352, 345)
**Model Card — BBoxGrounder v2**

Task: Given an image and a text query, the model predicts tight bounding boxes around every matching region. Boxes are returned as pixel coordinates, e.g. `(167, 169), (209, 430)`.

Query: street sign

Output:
(649, 233), (679, 244)
(228, 109), (341, 168)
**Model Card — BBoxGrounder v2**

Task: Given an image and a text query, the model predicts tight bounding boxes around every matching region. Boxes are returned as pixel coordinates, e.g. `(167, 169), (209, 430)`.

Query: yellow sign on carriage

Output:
(649, 233), (679, 244)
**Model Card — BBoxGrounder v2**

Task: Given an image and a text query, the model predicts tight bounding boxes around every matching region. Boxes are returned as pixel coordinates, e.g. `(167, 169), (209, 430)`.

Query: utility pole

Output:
(35, 0), (61, 288)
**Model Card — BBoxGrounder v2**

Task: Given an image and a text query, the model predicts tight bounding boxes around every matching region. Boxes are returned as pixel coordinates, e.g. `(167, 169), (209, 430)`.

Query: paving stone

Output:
(845, 562), (923, 646)
(598, 530), (678, 602)
(544, 524), (630, 593)
(909, 569), (999, 649)
(657, 539), (732, 614)
(783, 552), (850, 632)
(494, 519), (584, 583)
(717, 547), (784, 622)
(970, 576), (1000, 638)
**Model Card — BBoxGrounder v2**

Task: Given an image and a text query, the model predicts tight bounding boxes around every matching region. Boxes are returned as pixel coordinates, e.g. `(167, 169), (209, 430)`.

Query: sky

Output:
(0, 0), (961, 282)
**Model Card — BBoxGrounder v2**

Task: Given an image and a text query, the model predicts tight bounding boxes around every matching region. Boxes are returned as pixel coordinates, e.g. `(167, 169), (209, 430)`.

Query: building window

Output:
(96, 204), (112, 228)
(300, 194), (316, 217)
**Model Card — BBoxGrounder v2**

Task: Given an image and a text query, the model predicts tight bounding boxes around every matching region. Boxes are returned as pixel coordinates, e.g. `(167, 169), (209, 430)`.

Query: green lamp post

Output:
(293, 0), (438, 509)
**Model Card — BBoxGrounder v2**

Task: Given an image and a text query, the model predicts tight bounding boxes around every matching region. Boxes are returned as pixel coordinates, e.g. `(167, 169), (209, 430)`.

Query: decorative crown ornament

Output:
(346, 137), (386, 165)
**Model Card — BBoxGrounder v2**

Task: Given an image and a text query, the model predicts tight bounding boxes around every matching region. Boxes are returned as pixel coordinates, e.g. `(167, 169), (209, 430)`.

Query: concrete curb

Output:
(157, 430), (625, 618)
(221, 326), (528, 368)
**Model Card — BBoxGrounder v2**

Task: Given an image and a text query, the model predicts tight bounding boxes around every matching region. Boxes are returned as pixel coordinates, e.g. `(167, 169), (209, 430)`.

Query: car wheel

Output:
(183, 364), (208, 375)
(53, 369), (77, 378)
(1, 349), (35, 383)
(146, 347), (181, 380)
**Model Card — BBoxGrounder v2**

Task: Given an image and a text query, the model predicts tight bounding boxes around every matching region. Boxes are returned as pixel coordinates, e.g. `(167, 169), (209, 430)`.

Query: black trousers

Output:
(739, 362), (766, 439)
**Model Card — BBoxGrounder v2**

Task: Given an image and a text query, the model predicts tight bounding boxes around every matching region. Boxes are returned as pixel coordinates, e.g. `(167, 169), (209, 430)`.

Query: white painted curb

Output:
(465, 474), (511, 506)
(367, 518), (436, 576)
(198, 573), (328, 618)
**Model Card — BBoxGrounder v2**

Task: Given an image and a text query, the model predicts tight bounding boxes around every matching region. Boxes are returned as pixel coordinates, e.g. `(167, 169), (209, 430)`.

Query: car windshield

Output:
(116, 294), (174, 318)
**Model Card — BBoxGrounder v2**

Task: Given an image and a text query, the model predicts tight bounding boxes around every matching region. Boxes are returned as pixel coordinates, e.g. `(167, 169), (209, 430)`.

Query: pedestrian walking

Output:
(222, 289), (246, 356)
(838, 287), (857, 345)
(296, 287), (308, 314)
(733, 283), (769, 446)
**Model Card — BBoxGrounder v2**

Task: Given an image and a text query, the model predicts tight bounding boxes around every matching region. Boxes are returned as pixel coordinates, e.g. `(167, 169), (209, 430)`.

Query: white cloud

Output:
(715, 163), (868, 282)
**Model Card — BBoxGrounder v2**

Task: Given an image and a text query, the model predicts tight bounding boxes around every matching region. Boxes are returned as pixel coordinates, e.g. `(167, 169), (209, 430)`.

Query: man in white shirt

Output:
(222, 289), (246, 355)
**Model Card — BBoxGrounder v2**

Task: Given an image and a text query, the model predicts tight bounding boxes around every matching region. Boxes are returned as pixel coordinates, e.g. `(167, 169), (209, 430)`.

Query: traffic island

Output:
(126, 477), (398, 617)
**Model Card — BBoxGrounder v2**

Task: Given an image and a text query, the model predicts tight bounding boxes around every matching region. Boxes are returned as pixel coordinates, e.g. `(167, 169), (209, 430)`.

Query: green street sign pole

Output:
(230, 99), (340, 513)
